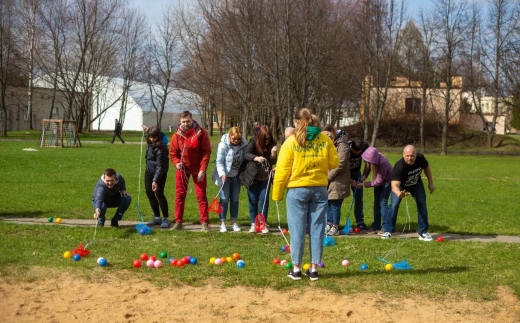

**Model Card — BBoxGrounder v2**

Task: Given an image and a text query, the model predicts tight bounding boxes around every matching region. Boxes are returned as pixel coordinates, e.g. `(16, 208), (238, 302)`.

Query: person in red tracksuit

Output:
(169, 111), (212, 231)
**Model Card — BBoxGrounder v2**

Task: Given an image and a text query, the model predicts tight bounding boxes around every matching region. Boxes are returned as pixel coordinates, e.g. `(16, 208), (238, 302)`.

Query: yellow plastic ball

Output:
(209, 257), (216, 264)
(63, 251), (72, 259)
(302, 263), (311, 271)
(385, 264), (393, 271)
(226, 257), (233, 263)
(56, 218), (62, 224)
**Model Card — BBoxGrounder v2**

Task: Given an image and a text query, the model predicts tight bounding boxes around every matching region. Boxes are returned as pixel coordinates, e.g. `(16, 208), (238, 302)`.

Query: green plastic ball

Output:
(284, 262), (293, 269)
(47, 217), (53, 222)
(160, 251), (167, 258)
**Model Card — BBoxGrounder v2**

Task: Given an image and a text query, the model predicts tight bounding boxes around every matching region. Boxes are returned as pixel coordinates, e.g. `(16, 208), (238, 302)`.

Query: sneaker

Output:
(110, 218), (119, 228)
(357, 223), (370, 231)
(327, 226), (339, 236)
(377, 230), (387, 236)
(220, 223), (228, 233)
(249, 224), (256, 233)
(160, 218), (171, 228)
(172, 222), (183, 230)
(261, 226), (269, 234)
(287, 269), (302, 280)
(418, 232), (433, 241)
(201, 223), (209, 232)
(147, 217), (162, 226)
(232, 223), (241, 232)
(305, 269), (319, 281)
(97, 218), (105, 227)
(326, 224), (331, 233)
(367, 227), (379, 234)
(381, 232), (392, 239)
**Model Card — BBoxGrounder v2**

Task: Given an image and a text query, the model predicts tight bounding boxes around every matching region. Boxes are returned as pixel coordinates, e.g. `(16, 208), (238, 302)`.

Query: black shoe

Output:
(357, 223), (370, 231)
(305, 269), (319, 281)
(287, 269), (302, 280)
(110, 218), (119, 228)
(97, 218), (105, 227)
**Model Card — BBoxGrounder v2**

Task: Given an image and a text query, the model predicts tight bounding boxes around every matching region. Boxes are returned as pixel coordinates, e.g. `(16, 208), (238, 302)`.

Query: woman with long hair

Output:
(243, 125), (277, 233)
(272, 108), (339, 281)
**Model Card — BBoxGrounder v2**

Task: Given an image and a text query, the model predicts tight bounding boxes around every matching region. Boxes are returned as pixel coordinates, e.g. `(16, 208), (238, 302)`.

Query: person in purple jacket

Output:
(353, 147), (392, 232)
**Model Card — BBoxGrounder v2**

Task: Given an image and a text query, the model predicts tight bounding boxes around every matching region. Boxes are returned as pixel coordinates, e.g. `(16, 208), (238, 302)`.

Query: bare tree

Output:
(432, 0), (471, 155)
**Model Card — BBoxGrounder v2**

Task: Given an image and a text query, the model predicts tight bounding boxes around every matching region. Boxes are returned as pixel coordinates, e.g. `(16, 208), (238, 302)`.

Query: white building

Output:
(34, 75), (202, 132)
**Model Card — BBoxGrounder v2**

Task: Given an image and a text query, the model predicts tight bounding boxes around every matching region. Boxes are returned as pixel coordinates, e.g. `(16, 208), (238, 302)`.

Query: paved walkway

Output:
(2, 217), (520, 243)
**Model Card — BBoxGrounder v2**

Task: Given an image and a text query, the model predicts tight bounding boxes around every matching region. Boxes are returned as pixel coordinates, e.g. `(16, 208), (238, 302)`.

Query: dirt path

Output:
(1, 274), (519, 323)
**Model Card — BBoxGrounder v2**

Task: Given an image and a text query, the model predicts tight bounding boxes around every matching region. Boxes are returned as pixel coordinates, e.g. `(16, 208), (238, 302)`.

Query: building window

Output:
(24, 107), (29, 121)
(405, 98), (421, 115)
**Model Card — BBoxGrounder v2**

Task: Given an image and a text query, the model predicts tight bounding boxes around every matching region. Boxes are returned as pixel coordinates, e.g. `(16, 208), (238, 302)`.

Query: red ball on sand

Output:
(133, 260), (142, 268)
(354, 227), (360, 233)
(140, 253), (148, 261)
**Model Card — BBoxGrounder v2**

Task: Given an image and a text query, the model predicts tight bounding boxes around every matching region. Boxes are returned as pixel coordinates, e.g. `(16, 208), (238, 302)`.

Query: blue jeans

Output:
(92, 195), (132, 223)
(372, 183), (391, 230)
(327, 199), (344, 226)
(286, 187), (327, 266)
(219, 177), (241, 221)
(351, 170), (365, 225)
(383, 179), (429, 235)
(247, 179), (270, 223)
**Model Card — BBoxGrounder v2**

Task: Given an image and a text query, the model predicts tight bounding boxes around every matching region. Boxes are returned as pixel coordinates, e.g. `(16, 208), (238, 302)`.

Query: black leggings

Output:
(144, 171), (169, 218)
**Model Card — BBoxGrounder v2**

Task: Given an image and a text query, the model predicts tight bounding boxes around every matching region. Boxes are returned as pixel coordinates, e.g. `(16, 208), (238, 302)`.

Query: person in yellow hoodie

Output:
(272, 108), (339, 281)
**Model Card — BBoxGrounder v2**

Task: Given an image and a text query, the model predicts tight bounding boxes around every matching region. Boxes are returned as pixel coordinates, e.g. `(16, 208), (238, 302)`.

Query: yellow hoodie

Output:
(272, 132), (339, 201)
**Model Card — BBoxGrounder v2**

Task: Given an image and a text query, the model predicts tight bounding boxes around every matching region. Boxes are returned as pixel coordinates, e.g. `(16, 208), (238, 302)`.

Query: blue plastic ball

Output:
(280, 246), (286, 252)
(360, 264), (368, 271)
(73, 254), (81, 261)
(237, 261), (245, 268)
(189, 257), (198, 265)
(99, 258), (108, 267)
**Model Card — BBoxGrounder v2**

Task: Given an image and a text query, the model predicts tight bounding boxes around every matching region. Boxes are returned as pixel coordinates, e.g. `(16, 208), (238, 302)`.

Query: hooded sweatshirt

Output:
(272, 126), (339, 201)
(213, 133), (248, 184)
(169, 121), (212, 172)
(360, 147), (392, 187)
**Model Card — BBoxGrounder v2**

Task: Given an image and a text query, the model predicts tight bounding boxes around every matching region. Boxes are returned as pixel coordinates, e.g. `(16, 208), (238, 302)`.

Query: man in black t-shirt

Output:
(381, 145), (435, 241)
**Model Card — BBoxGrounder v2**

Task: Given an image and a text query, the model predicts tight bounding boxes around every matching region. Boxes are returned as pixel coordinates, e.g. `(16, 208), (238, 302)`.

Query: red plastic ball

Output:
(272, 258), (281, 265)
(170, 259), (178, 266)
(177, 260), (185, 267)
(183, 256), (190, 264)
(282, 229), (288, 235)
(133, 260), (142, 268)
(437, 236), (444, 242)
(149, 255), (157, 262)
(140, 253), (148, 261)
(354, 227), (361, 233)
(285, 245), (291, 252)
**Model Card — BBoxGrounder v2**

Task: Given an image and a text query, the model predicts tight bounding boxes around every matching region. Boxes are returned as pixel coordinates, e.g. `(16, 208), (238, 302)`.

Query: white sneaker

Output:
(419, 232), (432, 241)
(220, 224), (228, 233)
(232, 223), (241, 232)
(381, 232), (392, 239)
(249, 224), (256, 233)
(261, 226), (269, 234)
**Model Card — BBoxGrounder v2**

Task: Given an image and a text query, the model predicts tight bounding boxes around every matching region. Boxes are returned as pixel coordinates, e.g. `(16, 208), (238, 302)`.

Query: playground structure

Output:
(38, 119), (81, 148)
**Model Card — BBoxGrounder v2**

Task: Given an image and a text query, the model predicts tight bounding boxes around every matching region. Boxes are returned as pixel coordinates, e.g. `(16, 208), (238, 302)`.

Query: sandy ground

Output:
(1, 274), (519, 323)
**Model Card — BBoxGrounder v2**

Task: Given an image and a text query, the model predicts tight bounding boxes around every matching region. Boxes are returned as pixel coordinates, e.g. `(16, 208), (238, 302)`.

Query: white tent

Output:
(34, 74), (202, 131)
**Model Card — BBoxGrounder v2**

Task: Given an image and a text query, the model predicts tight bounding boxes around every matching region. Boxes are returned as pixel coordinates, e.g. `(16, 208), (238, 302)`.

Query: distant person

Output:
(213, 126), (248, 232)
(353, 147), (392, 232)
(322, 125), (350, 236)
(243, 125), (277, 233)
(111, 119), (125, 144)
(349, 137), (370, 231)
(141, 125), (170, 228)
(92, 168), (131, 227)
(254, 122), (261, 136)
(382, 145), (435, 241)
(170, 111), (212, 231)
(272, 108), (339, 281)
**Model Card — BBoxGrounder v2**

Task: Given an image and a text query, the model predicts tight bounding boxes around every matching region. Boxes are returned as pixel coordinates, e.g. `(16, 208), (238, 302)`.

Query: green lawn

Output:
(0, 138), (519, 299)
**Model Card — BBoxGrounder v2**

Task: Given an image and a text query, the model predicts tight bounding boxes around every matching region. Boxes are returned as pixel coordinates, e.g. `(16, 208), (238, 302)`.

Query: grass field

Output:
(1, 133), (519, 299)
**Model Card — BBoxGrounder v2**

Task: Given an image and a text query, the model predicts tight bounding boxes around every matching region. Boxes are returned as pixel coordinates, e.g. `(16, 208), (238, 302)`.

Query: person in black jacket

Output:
(141, 125), (170, 228)
(92, 168), (132, 227)
(111, 119), (125, 144)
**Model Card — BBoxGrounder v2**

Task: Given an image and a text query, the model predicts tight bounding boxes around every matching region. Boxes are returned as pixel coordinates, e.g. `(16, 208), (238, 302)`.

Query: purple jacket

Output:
(361, 147), (392, 187)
